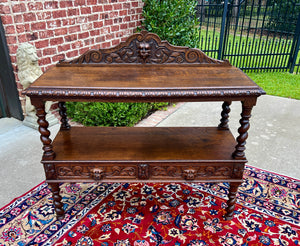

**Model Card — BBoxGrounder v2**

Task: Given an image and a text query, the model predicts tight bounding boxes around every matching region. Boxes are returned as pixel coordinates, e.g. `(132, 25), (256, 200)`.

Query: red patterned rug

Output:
(1, 165), (300, 246)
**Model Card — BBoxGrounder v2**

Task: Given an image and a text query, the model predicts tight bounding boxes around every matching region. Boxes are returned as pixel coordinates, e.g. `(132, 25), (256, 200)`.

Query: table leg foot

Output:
(49, 183), (65, 220)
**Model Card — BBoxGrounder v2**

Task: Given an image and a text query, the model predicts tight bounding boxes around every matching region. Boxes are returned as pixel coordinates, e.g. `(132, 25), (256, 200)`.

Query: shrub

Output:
(66, 102), (168, 127)
(266, 0), (300, 34)
(141, 0), (199, 48)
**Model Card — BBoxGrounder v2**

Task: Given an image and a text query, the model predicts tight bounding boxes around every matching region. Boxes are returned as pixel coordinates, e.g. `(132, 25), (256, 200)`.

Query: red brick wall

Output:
(0, 0), (143, 112)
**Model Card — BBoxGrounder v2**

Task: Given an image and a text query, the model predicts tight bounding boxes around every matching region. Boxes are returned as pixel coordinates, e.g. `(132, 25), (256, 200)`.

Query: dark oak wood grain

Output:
(24, 31), (265, 220)
(26, 65), (258, 89)
(49, 127), (241, 162)
(24, 65), (264, 102)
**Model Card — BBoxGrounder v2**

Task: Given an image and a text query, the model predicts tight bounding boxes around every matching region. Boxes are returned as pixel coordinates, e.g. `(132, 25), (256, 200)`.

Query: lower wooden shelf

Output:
(43, 127), (246, 182)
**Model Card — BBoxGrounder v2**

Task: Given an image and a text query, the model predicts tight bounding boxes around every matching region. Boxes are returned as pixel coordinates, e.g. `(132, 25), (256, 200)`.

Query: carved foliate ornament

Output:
(58, 31), (230, 66)
(25, 88), (264, 100)
(112, 166), (136, 176)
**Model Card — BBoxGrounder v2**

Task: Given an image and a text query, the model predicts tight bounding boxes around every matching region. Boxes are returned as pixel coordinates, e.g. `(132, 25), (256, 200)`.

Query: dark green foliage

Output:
(66, 102), (169, 127)
(266, 0), (300, 34)
(141, 0), (199, 47)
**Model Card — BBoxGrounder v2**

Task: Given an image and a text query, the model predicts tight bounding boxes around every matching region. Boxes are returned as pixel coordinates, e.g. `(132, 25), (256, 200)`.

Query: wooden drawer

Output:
(47, 163), (245, 183)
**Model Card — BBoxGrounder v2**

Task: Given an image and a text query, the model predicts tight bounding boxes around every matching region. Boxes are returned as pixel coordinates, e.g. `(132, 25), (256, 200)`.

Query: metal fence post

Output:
(289, 12), (300, 73)
(218, 0), (229, 60)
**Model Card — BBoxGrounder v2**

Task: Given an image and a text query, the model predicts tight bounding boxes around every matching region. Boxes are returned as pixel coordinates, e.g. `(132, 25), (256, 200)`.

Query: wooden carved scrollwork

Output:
(25, 88), (265, 99)
(112, 166), (136, 176)
(151, 165), (233, 180)
(151, 166), (181, 177)
(213, 167), (232, 177)
(57, 31), (230, 66)
(57, 166), (83, 177)
(54, 164), (234, 181)
(202, 166), (215, 176)
(56, 165), (140, 180)
(166, 166), (179, 176)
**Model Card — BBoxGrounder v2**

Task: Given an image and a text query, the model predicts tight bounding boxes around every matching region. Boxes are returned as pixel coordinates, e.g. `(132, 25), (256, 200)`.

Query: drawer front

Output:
(50, 163), (245, 182)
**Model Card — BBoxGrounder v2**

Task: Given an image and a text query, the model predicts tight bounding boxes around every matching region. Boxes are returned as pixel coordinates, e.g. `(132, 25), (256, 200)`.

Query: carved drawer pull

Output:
(183, 168), (197, 180)
(90, 168), (104, 181)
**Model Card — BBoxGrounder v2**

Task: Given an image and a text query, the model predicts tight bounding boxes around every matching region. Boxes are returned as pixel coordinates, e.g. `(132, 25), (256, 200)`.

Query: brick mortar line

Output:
(7, 27), (138, 55)
(5, 7), (141, 15)
(4, 10), (141, 29)
(5, 20), (140, 38)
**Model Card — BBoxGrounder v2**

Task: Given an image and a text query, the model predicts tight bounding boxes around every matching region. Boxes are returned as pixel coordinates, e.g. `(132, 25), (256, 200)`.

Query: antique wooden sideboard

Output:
(24, 31), (265, 221)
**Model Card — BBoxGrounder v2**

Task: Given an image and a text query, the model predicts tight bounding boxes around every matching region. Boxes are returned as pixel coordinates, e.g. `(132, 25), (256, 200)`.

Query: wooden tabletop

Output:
(24, 64), (265, 102)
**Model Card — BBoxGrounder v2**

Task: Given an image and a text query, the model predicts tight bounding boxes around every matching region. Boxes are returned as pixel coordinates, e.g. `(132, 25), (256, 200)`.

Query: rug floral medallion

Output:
(0, 165), (300, 246)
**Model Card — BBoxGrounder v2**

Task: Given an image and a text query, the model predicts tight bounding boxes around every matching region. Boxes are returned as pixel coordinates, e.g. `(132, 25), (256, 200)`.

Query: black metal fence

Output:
(196, 0), (300, 73)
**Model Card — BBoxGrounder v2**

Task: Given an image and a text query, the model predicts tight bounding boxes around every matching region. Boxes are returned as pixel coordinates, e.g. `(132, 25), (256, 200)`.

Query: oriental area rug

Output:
(0, 165), (300, 246)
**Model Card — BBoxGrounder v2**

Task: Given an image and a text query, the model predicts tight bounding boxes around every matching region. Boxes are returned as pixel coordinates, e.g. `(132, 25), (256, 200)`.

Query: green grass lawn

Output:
(247, 72), (300, 100)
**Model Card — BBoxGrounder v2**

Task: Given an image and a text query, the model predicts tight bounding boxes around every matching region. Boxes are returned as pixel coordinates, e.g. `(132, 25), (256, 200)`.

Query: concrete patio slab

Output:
(0, 118), (59, 208)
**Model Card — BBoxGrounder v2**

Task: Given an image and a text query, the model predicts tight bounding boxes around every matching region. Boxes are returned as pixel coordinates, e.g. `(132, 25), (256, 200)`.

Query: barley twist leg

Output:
(49, 183), (65, 220)
(34, 101), (55, 160)
(58, 101), (70, 130)
(232, 101), (254, 160)
(218, 101), (231, 130)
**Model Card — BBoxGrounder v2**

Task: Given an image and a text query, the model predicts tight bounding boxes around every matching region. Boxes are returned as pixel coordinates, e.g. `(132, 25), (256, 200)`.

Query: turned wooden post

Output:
(225, 182), (241, 220)
(49, 182), (65, 220)
(58, 101), (70, 130)
(232, 99), (256, 160)
(31, 99), (64, 219)
(218, 101), (231, 130)
(31, 99), (55, 161)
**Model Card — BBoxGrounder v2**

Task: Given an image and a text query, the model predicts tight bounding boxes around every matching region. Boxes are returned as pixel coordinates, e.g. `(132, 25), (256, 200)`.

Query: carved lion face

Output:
(138, 41), (151, 61)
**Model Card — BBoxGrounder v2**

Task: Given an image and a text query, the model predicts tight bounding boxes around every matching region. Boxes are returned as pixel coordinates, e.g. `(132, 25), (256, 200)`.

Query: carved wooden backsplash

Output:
(57, 31), (231, 66)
